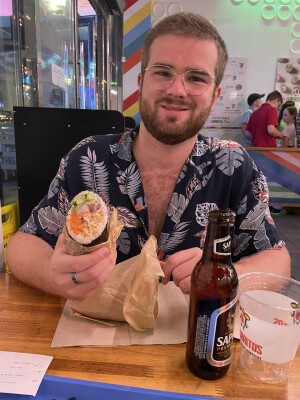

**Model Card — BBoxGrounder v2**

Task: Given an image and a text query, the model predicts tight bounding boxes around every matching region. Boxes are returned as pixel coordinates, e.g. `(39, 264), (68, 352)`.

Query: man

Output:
(241, 93), (264, 146)
(7, 12), (290, 299)
(245, 90), (283, 147)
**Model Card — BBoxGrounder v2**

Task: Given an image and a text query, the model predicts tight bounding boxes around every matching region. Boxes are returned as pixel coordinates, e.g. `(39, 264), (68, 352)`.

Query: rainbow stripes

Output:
(123, 0), (151, 123)
(248, 150), (300, 205)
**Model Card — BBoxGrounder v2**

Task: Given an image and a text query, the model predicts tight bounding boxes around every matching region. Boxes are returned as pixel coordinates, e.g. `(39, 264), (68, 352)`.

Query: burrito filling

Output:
(66, 191), (108, 245)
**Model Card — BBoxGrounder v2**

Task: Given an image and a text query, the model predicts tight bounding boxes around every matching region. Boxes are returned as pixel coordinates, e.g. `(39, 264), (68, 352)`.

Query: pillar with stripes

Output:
(123, 0), (151, 124)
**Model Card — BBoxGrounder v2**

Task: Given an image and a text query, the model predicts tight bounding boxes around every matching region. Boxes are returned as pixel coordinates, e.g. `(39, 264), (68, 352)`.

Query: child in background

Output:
(282, 106), (297, 148)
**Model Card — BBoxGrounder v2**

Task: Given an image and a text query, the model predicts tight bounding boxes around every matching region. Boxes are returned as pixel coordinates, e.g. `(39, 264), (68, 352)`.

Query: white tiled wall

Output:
(151, 0), (298, 141)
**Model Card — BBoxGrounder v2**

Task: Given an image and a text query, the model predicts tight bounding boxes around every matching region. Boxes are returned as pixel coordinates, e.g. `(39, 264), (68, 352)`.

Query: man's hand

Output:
(161, 247), (202, 294)
(50, 233), (117, 299)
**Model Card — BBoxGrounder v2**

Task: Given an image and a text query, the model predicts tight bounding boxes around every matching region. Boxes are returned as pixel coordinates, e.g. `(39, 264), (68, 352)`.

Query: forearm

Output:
(267, 125), (283, 139)
(233, 246), (290, 278)
(6, 231), (56, 294)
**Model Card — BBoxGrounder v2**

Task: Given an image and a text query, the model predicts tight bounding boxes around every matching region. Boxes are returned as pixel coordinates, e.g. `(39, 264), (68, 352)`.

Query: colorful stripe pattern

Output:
(123, 0), (151, 123)
(248, 150), (300, 205)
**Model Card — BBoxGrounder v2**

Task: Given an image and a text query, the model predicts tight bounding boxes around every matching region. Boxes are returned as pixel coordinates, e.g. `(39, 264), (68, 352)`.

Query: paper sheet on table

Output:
(0, 351), (53, 396)
(51, 282), (189, 347)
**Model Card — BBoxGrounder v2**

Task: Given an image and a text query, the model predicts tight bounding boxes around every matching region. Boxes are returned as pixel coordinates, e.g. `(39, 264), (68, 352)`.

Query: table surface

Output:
(0, 274), (299, 400)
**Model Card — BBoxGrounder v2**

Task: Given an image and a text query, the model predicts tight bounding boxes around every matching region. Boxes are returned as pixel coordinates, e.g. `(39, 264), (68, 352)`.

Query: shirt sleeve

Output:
(231, 151), (285, 262)
(241, 109), (251, 125)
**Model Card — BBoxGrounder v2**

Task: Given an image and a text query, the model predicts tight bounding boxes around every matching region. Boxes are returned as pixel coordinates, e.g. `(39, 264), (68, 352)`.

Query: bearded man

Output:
(7, 12), (290, 299)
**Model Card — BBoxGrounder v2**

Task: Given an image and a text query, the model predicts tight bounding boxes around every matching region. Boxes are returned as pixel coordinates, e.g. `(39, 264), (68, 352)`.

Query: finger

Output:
(178, 276), (191, 294)
(72, 250), (117, 285)
(162, 248), (201, 284)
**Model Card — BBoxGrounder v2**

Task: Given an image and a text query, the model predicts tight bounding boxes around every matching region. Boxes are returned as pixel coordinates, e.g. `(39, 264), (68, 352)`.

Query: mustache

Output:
(155, 97), (193, 108)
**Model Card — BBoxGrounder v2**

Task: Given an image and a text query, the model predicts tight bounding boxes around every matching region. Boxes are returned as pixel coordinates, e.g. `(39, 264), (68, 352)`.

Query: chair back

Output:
(13, 106), (125, 225)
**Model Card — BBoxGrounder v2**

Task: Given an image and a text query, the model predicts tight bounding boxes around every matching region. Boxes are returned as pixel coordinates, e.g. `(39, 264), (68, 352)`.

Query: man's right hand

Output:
(50, 233), (117, 299)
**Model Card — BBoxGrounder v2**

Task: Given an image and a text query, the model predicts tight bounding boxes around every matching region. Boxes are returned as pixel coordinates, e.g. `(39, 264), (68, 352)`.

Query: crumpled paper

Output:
(71, 236), (164, 331)
(63, 207), (123, 255)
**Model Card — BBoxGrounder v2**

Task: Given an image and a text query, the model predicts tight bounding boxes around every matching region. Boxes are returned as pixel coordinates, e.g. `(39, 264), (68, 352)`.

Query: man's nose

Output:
(165, 74), (187, 96)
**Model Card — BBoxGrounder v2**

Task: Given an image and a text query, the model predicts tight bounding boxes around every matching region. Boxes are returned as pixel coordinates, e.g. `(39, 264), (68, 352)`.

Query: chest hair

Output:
(140, 168), (181, 239)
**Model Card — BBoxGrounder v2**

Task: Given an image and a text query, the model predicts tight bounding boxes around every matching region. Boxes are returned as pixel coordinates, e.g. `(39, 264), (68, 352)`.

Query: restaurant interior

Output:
(0, 1), (299, 399)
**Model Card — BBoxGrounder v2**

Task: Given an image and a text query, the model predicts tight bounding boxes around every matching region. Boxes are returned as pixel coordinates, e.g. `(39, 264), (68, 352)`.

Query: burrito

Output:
(66, 190), (108, 246)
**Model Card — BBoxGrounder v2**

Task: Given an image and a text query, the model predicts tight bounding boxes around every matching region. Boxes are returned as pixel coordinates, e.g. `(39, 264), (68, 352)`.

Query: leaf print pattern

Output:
(168, 193), (187, 224)
(117, 163), (142, 199)
(22, 215), (37, 235)
(117, 230), (131, 254)
(80, 147), (110, 203)
(38, 207), (65, 236)
(254, 224), (271, 251)
(186, 175), (201, 200)
(160, 222), (190, 253)
(240, 202), (268, 231)
(20, 130), (284, 266)
(237, 195), (248, 215)
(116, 206), (142, 228)
(252, 174), (269, 203)
(232, 232), (252, 256)
(48, 177), (60, 199)
(191, 139), (209, 156)
(57, 156), (67, 180)
(216, 146), (244, 176)
(110, 133), (132, 161)
(195, 202), (218, 226)
(58, 188), (69, 216)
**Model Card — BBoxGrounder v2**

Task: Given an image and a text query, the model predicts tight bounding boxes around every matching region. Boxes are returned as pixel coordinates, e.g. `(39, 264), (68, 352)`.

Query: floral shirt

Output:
(20, 130), (284, 264)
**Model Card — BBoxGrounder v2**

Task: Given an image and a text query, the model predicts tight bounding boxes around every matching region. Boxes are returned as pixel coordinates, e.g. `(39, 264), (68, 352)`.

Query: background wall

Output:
(123, 0), (300, 142)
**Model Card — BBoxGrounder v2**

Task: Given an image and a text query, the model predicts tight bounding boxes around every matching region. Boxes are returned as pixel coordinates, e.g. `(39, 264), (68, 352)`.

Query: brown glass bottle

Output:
(186, 210), (238, 380)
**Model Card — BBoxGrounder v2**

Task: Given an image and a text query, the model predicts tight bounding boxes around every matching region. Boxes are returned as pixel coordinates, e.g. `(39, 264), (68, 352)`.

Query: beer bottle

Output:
(186, 209), (238, 380)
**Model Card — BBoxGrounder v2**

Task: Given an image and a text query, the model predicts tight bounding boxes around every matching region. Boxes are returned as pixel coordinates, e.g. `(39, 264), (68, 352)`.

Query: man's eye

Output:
(187, 74), (208, 83)
(155, 70), (172, 78)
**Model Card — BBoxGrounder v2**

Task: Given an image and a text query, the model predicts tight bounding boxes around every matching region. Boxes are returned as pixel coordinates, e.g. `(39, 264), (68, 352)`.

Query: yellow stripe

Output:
(124, 101), (139, 117)
(123, 2), (151, 35)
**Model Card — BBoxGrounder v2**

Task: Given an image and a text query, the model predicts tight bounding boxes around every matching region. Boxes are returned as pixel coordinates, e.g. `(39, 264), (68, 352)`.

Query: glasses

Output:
(143, 64), (215, 96)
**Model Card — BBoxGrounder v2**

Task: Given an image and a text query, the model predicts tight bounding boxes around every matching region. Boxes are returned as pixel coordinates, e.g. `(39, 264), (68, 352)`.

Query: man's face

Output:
(138, 34), (221, 145)
(254, 98), (262, 108)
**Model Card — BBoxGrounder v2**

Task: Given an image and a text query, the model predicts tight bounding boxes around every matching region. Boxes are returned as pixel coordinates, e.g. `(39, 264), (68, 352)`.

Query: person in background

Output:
(245, 90), (283, 147)
(6, 12), (290, 299)
(282, 106), (297, 148)
(277, 100), (295, 147)
(278, 100), (295, 132)
(241, 93), (264, 146)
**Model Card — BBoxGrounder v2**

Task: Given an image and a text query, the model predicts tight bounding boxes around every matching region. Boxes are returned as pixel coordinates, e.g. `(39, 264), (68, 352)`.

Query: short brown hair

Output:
(266, 90), (283, 103)
(141, 12), (228, 87)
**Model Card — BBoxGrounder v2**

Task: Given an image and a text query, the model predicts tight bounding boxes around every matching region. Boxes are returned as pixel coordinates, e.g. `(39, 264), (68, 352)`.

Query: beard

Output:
(139, 91), (213, 145)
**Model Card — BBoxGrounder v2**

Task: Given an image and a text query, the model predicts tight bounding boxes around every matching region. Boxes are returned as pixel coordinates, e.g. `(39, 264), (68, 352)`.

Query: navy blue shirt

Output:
(20, 130), (284, 264)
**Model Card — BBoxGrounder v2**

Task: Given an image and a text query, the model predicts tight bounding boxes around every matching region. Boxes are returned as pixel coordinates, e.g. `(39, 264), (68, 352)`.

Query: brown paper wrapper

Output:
(71, 236), (164, 331)
(63, 207), (123, 255)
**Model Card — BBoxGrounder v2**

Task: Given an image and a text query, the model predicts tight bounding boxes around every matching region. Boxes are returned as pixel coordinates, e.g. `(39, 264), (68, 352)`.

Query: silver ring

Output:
(71, 272), (82, 284)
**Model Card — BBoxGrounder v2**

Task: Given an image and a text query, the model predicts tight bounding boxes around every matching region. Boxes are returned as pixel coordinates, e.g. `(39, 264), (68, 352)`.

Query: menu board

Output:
(204, 57), (248, 129)
(275, 57), (300, 108)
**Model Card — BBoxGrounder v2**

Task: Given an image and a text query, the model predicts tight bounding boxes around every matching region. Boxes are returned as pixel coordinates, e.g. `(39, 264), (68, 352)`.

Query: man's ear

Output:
(210, 85), (222, 112)
(138, 73), (143, 89)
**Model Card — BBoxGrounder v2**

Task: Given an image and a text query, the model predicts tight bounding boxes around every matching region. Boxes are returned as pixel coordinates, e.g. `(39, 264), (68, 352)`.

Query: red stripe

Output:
(123, 49), (142, 74)
(261, 151), (300, 174)
(124, 0), (139, 11)
(123, 90), (139, 111)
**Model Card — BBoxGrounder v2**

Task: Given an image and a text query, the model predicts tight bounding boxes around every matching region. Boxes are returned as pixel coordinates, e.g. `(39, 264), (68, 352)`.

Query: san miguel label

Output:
(193, 297), (237, 367)
(213, 235), (231, 255)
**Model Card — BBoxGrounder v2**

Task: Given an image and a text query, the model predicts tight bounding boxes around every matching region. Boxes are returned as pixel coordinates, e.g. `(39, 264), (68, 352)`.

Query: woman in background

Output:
(282, 106), (297, 148)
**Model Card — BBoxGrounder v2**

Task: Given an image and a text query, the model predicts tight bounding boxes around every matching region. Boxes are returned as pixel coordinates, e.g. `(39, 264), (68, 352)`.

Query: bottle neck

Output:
(201, 220), (232, 263)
